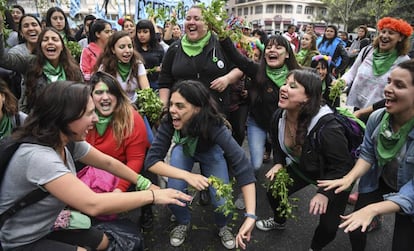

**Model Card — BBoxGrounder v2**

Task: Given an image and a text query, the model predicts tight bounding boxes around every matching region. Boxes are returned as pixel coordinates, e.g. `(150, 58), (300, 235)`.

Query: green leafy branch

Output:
(268, 167), (298, 219)
(329, 78), (346, 104)
(136, 88), (163, 124)
(208, 176), (237, 220)
(66, 41), (82, 62)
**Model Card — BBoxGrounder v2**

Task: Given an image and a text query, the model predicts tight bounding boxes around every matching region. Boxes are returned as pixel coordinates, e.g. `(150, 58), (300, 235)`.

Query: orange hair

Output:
(377, 17), (413, 37)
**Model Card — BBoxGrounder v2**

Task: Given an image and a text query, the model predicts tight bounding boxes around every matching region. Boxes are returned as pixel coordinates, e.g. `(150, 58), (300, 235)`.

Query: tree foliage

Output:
(320, 0), (412, 32)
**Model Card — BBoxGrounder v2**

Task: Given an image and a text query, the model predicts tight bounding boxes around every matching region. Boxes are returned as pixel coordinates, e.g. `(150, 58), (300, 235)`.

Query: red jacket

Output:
(86, 110), (150, 191)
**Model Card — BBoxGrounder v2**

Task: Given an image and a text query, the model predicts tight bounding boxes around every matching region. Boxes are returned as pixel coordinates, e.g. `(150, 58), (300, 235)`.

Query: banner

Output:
(69, 0), (81, 18)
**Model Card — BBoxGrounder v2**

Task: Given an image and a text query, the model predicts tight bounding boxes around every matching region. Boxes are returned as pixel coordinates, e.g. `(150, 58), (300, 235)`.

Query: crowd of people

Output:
(1, 3), (414, 251)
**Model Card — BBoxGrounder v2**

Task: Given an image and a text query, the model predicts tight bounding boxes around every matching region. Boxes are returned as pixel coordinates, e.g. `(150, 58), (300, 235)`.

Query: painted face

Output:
(300, 33), (312, 50)
(184, 8), (208, 42)
(112, 35), (134, 63)
(137, 28), (151, 44)
(123, 20), (136, 39)
(41, 30), (64, 66)
(384, 67), (414, 117)
(324, 28), (336, 39)
(97, 24), (113, 45)
(378, 28), (403, 53)
(20, 16), (42, 45)
(315, 62), (328, 81)
(50, 11), (65, 32)
(172, 25), (182, 38)
(92, 82), (117, 117)
(169, 91), (199, 130)
(67, 97), (98, 141)
(278, 74), (308, 111)
(264, 42), (289, 68)
(12, 8), (23, 24)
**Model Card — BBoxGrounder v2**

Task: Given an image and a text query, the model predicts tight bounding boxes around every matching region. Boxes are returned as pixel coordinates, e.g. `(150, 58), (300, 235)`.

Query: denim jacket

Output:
(358, 108), (414, 216)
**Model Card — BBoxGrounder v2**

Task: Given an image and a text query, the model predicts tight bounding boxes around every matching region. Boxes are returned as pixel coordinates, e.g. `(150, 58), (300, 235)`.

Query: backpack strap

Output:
(0, 188), (48, 228)
(0, 141), (77, 229)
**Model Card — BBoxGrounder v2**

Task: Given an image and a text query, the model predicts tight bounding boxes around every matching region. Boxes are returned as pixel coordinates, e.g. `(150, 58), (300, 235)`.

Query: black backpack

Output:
(311, 107), (365, 162)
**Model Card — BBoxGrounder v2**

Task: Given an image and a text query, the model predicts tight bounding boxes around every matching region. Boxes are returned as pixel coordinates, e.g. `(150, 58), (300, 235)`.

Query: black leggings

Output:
(350, 178), (414, 251)
(10, 228), (104, 251)
(266, 168), (350, 250)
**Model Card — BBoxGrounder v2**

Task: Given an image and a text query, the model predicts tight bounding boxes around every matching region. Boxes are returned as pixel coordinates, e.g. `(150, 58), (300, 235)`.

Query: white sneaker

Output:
(170, 224), (189, 247)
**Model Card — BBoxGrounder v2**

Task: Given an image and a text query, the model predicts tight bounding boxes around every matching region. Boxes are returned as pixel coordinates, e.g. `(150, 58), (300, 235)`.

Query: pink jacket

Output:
(80, 42), (102, 81)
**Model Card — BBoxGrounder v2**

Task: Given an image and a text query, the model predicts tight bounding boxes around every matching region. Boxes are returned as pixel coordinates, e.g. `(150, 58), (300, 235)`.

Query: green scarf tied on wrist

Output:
(372, 48), (398, 76)
(376, 112), (414, 167)
(266, 64), (288, 88)
(43, 61), (66, 83)
(181, 31), (211, 57)
(117, 61), (131, 81)
(95, 114), (113, 136)
(0, 115), (13, 139)
(173, 130), (198, 157)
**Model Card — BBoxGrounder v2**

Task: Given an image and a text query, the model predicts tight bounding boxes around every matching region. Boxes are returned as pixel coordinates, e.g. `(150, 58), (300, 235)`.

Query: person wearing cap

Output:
(342, 17), (412, 121)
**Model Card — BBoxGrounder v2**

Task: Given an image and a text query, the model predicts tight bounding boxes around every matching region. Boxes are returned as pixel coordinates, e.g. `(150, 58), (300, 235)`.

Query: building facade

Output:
(226, 0), (328, 34)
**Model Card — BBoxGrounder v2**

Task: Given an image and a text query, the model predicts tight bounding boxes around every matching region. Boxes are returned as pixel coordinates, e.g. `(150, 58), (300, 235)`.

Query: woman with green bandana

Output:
(94, 31), (150, 104)
(219, 33), (301, 175)
(341, 17), (412, 115)
(144, 80), (256, 250)
(157, 5), (243, 113)
(0, 80), (26, 140)
(0, 19), (83, 113)
(296, 31), (319, 67)
(319, 60), (414, 251)
(85, 71), (152, 225)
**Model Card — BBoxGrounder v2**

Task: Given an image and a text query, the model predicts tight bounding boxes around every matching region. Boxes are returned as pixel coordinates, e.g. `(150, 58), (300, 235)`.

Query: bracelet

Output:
(244, 213), (257, 220)
(150, 190), (155, 204)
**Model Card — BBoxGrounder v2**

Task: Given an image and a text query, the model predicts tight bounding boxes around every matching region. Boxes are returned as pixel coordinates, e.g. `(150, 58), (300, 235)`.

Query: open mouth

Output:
(99, 101), (112, 111)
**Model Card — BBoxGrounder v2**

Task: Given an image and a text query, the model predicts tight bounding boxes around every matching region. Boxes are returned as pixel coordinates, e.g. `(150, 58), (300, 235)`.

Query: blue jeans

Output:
(168, 144), (230, 227)
(246, 116), (267, 171)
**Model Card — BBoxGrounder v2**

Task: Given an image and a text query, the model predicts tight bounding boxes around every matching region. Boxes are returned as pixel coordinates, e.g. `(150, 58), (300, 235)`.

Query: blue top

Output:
(358, 108), (414, 217)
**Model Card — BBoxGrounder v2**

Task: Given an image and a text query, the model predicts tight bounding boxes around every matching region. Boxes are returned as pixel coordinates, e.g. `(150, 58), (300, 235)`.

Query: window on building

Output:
(265, 23), (272, 32)
(305, 6), (314, 15)
(276, 4), (283, 13)
(285, 5), (293, 14)
(250, 6), (253, 14)
(319, 7), (327, 16)
(238, 8), (242, 16)
(244, 7), (248, 16)
(255, 5), (263, 14)
(266, 4), (274, 14)
(297, 5), (302, 14)
(236, 0), (246, 3)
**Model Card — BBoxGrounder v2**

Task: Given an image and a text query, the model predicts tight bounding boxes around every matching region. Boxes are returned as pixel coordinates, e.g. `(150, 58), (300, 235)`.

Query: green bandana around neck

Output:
(376, 112), (414, 167)
(95, 114), (113, 136)
(372, 48), (398, 76)
(266, 64), (288, 88)
(296, 49), (308, 66)
(117, 61), (131, 81)
(43, 61), (66, 83)
(0, 115), (13, 139)
(172, 130), (199, 157)
(59, 31), (68, 44)
(181, 31), (211, 57)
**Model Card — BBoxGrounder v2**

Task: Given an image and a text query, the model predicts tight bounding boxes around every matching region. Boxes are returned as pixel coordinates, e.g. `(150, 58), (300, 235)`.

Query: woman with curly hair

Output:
(94, 31), (150, 103)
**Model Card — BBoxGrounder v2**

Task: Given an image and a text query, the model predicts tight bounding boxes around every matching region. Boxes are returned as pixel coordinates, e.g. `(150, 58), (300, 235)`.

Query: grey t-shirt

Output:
(0, 141), (90, 249)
